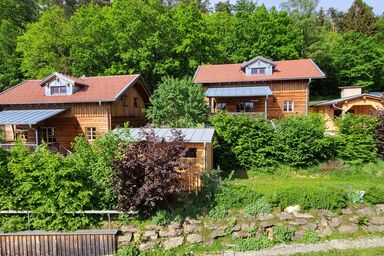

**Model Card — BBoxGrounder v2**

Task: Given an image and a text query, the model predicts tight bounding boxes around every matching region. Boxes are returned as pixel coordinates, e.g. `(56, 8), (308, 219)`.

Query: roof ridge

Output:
(83, 74), (140, 79)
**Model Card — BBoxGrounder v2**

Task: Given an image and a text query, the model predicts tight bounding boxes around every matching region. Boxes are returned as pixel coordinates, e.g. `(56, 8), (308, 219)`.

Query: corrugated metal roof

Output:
(205, 86), (272, 97)
(115, 128), (215, 143)
(314, 93), (384, 107)
(0, 109), (67, 125)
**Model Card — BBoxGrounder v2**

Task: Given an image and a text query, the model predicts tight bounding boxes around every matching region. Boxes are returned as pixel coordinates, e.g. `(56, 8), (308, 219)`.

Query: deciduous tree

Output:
(146, 77), (207, 128)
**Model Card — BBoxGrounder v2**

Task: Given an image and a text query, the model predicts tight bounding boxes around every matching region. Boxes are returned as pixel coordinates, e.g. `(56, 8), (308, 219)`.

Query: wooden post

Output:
(210, 98), (215, 114)
(265, 95), (268, 118)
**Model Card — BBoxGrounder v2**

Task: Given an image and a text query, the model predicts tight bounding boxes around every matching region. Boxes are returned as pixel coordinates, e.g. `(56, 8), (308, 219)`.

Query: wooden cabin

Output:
(0, 72), (150, 152)
(310, 86), (384, 133)
(193, 56), (325, 118)
(125, 128), (215, 192)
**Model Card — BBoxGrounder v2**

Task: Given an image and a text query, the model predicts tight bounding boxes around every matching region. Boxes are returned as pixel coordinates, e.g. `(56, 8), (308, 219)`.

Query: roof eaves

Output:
(113, 74), (142, 101)
(309, 59), (326, 78)
(39, 72), (76, 86)
(193, 65), (201, 83)
(315, 93), (383, 106)
(241, 56), (277, 69)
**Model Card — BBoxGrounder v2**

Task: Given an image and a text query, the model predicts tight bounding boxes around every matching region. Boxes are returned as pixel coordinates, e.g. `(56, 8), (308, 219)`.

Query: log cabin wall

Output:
(181, 143), (213, 192)
(203, 80), (309, 118)
(1, 85), (149, 151)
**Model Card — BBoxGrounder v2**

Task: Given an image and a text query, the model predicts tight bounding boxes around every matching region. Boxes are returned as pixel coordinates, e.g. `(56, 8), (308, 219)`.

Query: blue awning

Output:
(205, 86), (272, 97)
(0, 109), (67, 125)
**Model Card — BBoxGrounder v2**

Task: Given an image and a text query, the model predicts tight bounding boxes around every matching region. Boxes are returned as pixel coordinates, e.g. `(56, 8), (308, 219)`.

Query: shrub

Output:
(364, 186), (384, 204)
(274, 114), (332, 166)
(375, 110), (384, 158)
(272, 226), (294, 243)
(243, 197), (272, 216)
(112, 129), (186, 215)
(336, 114), (378, 164)
(0, 216), (28, 232)
(2, 143), (94, 231)
(275, 185), (348, 210)
(215, 185), (263, 209)
(303, 230), (320, 244)
(210, 113), (276, 170)
(208, 206), (229, 220)
(151, 210), (171, 226)
(116, 246), (140, 256)
(236, 236), (273, 252)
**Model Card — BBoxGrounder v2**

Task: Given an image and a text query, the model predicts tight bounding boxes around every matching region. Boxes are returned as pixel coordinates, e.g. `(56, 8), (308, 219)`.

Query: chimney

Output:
(339, 86), (363, 98)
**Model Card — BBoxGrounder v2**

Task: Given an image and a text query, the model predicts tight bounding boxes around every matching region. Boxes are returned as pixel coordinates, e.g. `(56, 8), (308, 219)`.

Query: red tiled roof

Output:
(0, 74), (147, 105)
(193, 59), (325, 84)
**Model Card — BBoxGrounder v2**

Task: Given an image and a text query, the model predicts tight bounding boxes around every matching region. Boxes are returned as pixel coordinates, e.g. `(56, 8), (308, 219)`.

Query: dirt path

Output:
(214, 236), (384, 256)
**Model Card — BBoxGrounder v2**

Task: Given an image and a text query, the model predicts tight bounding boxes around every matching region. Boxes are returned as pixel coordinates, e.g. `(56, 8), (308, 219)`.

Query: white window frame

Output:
(86, 127), (97, 140)
(283, 101), (294, 112)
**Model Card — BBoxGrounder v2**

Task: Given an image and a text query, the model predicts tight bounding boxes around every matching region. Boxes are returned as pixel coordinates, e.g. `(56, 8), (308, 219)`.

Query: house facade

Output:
(194, 56), (325, 118)
(310, 86), (384, 132)
(0, 72), (150, 152)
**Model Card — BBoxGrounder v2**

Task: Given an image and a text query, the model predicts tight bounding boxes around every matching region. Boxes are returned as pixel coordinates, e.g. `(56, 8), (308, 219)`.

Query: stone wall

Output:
(117, 204), (384, 251)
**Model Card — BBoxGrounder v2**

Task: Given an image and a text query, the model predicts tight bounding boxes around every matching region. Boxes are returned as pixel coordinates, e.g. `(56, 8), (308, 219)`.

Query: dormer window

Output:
(40, 72), (88, 97)
(242, 56), (276, 77)
(251, 68), (266, 75)
(51, 86), (67, 95)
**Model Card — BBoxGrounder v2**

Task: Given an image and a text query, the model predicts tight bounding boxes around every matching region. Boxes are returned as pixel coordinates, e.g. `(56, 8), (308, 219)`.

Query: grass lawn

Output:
(294, 246), (384, 256)
(229, 160), (384, 197)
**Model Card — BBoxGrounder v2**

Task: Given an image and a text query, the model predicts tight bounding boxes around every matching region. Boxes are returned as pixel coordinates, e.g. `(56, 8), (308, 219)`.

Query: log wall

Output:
(203, 80), (309, 118)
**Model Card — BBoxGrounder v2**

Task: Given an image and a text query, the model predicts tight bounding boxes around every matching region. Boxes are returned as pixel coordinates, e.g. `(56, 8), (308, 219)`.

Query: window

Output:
(134, 97), (138, 108)
(185, 148), (197, 158)
(236, 103), (244, 112)
(16, 129), (28, 141)
(217, 102), (227, 110)
(51, 86), (67, 95)
(40, 128), (56, 143)
(245, 102), (254, 112)
(251, 68), (266, 75)
(86, 127), (97, 140)
(283, 101), (294, 112)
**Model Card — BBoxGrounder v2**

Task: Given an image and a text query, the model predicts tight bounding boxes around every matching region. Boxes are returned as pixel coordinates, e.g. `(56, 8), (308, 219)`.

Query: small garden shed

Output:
(121, 128), (215, 191)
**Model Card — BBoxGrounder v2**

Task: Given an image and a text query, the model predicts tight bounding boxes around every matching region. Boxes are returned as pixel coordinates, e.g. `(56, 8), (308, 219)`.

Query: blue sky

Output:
(214, 0), (384, 15)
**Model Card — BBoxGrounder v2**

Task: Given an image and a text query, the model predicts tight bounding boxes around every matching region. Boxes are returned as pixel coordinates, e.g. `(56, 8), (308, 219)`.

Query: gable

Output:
(244, 60), (274, 76)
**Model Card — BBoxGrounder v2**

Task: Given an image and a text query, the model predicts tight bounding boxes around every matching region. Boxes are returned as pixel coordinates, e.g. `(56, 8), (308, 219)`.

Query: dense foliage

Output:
(112, 129), (187, 215)
(375, 110), (384, 158)
(145, 77), (207, 127)
(274, 185), (348, 210)
(336, 114), (378, 164)
(274, 114), (332, 166)
(1, 0), (383, 96)
(211, 112), (379, 169)
(0, 128), (125, 231)
(210, 113), (276, 170)
(1, 143), (94, 230)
